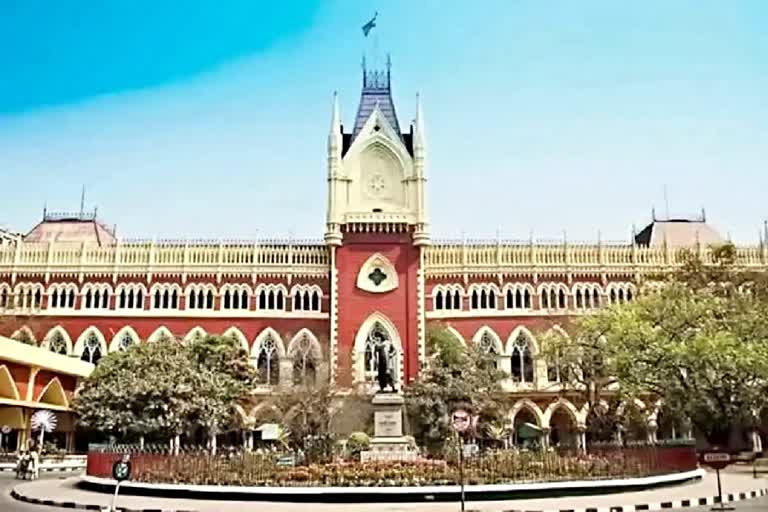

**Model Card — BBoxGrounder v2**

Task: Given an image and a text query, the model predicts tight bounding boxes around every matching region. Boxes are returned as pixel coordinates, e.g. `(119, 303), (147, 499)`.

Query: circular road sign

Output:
(112, 458), (132, 482)
(701, 450), (731, 471)
(452, 410), (471, 433)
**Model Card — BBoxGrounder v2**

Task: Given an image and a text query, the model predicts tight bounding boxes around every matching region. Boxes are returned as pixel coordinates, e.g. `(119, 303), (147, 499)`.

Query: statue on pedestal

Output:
(375, 341), (397, 393)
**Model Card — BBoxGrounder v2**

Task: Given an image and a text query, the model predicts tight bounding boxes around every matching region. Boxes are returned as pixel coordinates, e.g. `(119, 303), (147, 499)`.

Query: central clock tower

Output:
(325, 58), (429, 389)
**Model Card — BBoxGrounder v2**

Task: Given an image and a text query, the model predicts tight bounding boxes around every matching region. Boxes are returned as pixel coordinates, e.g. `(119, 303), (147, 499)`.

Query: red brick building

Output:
(2, 61), (767, 449)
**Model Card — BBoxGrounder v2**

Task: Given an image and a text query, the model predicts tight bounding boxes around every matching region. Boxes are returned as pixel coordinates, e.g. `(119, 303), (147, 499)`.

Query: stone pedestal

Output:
(361, 393), (417, 462)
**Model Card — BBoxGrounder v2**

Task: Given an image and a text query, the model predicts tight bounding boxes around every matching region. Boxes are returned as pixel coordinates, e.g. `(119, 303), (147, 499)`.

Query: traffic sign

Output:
(112, 459), (132, 482)
(702, 450), (731, 470)
(452, 410), (470, 433)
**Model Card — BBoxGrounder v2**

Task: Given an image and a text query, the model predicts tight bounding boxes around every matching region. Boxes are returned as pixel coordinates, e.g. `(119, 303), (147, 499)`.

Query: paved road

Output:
(686, 495), (768, 511)
(0, 472), (75, 512)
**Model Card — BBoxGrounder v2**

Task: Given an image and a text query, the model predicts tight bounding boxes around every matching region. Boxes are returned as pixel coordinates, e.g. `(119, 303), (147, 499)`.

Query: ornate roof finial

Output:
(328, 91), (342, 153)
(764, 220), (768, 244)
(414, 93), (426, 154)
(701, 207), (706, 222)
(651, 206), (657, 222)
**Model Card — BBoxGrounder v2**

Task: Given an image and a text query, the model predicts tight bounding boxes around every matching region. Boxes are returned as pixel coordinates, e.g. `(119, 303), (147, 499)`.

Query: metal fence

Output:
(87, 444), (698, 487)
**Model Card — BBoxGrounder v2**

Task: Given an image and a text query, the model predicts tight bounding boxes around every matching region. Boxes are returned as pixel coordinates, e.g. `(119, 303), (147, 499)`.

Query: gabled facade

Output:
(2, 58), (768, 449)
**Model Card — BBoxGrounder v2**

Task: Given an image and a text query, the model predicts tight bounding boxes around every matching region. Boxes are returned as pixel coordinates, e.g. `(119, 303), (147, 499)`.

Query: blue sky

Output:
(1, 1), (766, 242)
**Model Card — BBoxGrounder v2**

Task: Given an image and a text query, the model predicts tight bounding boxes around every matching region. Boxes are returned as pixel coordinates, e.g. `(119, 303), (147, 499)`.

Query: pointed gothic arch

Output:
(183, 326), (208, 344)
(74, 327), (108, 364)
(41, 326), (73, 356)
(543, 398), (582, 428)
(353, 312), (404, 387)
(252, 328), (286, 386)
(0, 365), (21, 400)
(10, 325), (36, 345)
(36, 377), (69, 408)
(287, 329), (323, 386)
(506, 326), (539, 355)
(444, 325), (467, 347)
(222, 327), (250, 353)
(508, 398), (545, 428)
(147, 326), (175, 343)
(471, 326), (503, 354)
(109, 326), (140, 352)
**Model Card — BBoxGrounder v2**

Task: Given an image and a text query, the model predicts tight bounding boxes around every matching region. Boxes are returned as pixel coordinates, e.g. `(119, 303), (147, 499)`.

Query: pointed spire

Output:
(763, 220), (768, 245)
(328, 91), (342, 155)
(414, 93), (426, 156)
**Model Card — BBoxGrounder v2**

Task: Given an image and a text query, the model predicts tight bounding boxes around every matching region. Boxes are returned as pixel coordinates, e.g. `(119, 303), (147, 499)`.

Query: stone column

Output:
(279, 358), (294, 390)
(541, 427), (551, 450)
(752, 429), (763, 453)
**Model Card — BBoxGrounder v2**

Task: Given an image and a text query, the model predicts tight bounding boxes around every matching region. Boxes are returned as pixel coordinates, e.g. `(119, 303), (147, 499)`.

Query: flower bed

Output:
(87, 445), (697, 487)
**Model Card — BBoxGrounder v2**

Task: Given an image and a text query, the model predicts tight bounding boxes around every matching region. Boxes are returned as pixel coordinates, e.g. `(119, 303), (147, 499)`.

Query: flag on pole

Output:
(362, 12), (378, 37)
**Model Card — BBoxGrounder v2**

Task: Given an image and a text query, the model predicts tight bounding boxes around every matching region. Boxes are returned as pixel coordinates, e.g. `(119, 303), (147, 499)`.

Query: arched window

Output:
(310, 291), (319, 311)
(293, 293), (301, 311)
(510, 334), (534, 383)
(435, 291), (444, 310)
(276, 290), (284, 310)
(471, 290), (479, 309)
(84, 290), (93, 309)
(540, 289), (549, 309)
(575, 289), (583, 309)
(223, 290), (231, 309)
(258, 290), (267, 309)
(117, 331), (135, 352)
(50, 290), (59, 309)
(48, 332), (68, 355)
(256, 335), (280, 386)
(291, 334), (318, 386)
(240, 290), (249, 309)
(80, 333), (103, 364)
(453, 290), (461, 310)
(363, 321), (397, 383)
(478, 331), (499, 355)
(558, 289), (566, 309)
(0, 288), (9, 309)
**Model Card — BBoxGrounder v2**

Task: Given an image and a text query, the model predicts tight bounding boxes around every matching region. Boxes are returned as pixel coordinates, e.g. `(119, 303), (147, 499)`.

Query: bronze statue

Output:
(375, 342), (396, 393)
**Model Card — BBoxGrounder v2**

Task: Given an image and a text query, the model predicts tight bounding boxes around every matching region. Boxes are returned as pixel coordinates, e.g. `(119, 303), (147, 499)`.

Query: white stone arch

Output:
(444, 325), (467, 347)
(352, 311), (404, 387)
(147, 325), (175, 343)
(471, 326), (504, 354)
(543, 398), (583, 428)
(505, 326), (539, 356)
(10, 325), (36, 344)
(508, 398), (545, 428)
(287, 328), (323, 360)
(502, 283), (535, 309)
(467, 283), (501, 310)
(183, 326), (208, 344)
(41, 326), (73, 356)
(355, 135), (411, 183)
(251, 327), (286, 359)
(109, 326), (141, 353)
(74, 326), (108, 362)
(222, 326), (250, 353)
(616, 398), (648, 417)
(255, 283), (289, 310)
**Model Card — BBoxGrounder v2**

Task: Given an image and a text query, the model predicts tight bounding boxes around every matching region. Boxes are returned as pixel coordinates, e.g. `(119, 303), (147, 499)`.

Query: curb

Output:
(0, 466), (84, 473)
(9, 484), (768, 512)
(503, 487), (768, 512)
(10, 488), (198, 512)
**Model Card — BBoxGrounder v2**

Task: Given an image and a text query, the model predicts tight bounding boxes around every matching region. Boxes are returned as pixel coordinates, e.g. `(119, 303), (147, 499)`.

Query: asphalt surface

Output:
(0, 472), (75, 512)
(686, 495), (768, 511)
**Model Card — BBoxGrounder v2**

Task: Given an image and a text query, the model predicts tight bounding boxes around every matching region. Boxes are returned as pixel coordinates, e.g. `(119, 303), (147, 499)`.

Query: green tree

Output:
(73, 335), (258, 444)
(73, 338), (198, 441)
(404, 325), (506, 455)
(549, 243), (768, 446)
